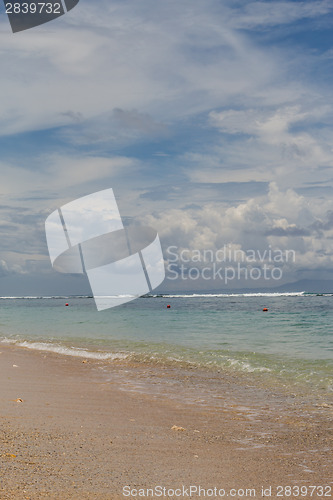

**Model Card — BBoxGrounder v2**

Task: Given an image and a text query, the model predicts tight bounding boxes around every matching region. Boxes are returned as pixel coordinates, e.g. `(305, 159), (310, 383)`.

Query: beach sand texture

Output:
(0, 344), (332, 499)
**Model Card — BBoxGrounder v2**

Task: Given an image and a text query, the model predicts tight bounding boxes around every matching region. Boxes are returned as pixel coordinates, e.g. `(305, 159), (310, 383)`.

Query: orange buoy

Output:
(263, 307), (268, 312)
(65, 303), (69, 307)
(167, 304), (171, 308)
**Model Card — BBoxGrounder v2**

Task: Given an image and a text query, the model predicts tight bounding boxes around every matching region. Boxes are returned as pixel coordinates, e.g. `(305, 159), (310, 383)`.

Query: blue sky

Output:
(0, 0), (333, 293)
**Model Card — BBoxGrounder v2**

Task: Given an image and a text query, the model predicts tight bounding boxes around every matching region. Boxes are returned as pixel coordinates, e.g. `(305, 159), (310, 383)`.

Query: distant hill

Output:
(158, 279), (333, 295)
(267, 279), (333, 293)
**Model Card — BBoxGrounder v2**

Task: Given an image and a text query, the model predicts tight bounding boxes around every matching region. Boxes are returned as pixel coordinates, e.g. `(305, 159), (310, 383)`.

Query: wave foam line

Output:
(1, 338), (128, 360)
(153, 292), (306, 298)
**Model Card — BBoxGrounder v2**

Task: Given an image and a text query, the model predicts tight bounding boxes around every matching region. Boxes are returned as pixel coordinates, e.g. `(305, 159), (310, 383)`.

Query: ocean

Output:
(1, 292), (332, 399)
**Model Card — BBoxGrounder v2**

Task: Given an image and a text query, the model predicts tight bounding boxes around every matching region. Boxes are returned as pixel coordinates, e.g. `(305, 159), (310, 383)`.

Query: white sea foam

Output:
(0, 291), (310, 299)
(225, 358), (272, 373)
(1, 338), (128, 360)
(155, 292), (306, 298)
(1, 338), (270, 373)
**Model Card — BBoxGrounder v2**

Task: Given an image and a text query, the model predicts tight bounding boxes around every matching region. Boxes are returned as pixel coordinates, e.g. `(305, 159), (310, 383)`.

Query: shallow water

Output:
(0, 293), (332, 396)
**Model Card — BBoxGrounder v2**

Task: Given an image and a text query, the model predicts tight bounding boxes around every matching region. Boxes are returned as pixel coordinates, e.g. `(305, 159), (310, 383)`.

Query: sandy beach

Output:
(0, 344), (332, 499)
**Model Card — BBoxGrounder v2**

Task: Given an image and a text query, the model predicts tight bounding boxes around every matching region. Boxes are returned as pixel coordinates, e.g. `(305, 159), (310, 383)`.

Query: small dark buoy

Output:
(263, 307), (268, 312)
(65, 303), (69, 307)
(167, 304), (171, 308)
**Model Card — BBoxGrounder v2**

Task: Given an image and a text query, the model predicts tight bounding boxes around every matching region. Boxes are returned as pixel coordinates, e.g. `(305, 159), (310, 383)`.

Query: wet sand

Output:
(0, 344), (332, 499)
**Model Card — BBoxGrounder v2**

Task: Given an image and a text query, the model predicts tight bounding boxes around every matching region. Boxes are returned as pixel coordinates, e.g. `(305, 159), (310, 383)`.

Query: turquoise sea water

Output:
(0, 293), (332, 396)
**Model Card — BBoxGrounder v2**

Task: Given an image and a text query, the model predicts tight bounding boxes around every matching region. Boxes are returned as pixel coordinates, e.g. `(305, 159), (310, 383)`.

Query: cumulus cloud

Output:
(143, 183), (333, 283)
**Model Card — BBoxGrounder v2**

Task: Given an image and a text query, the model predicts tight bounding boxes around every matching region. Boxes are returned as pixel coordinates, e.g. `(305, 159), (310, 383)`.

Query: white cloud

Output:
(143, 183), (333, 281)
(0, 0), (281, 136)
(60, 108), (169, 147)
(0, 154), (137, 198)
(229, 1), (333, 29)
(185, 103), (333, 191)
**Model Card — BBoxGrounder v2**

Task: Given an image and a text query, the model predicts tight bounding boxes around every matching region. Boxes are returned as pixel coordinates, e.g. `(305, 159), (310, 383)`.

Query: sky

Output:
(0, 0), (333, 294)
